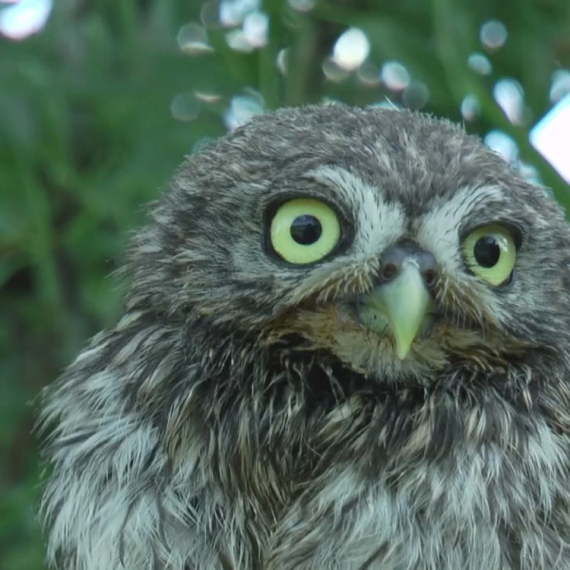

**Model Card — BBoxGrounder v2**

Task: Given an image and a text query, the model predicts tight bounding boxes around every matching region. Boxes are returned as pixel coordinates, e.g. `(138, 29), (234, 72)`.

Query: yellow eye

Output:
(270, 198), (341, 264)
(463, 224), (517, 286)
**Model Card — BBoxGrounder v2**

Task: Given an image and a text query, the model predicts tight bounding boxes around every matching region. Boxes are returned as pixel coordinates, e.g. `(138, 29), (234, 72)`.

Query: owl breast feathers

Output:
(40, 105), (570, 569)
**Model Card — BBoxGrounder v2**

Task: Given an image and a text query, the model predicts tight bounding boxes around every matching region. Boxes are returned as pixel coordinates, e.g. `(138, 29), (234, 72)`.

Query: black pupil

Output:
(290, 215), (322, 245)
(474, 236), (501, 268)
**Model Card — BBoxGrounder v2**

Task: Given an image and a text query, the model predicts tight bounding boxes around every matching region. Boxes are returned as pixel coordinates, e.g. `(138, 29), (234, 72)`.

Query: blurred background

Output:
(0, 0), (569, 568)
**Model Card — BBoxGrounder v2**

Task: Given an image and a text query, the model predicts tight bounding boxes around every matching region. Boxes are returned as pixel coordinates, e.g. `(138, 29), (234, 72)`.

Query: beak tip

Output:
(395, 344), (412, 360)
(358, 262), (431, 361)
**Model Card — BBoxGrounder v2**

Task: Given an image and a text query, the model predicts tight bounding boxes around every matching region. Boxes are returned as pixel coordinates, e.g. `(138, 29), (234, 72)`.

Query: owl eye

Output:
(463, 224), (517, 286)
(270, 198), (341, 264)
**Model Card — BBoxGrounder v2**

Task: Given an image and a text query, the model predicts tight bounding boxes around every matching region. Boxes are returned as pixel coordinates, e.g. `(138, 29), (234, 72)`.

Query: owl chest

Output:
(264, 464), (495, 569)
(259, 448), (570, 570)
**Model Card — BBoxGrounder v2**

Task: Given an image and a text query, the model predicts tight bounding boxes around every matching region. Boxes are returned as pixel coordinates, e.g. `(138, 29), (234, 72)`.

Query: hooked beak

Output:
(356, 261), (432, 359)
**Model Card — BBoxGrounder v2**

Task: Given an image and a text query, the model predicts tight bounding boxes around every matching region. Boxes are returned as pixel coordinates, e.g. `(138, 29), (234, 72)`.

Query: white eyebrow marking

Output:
(305, 165), (406, 259)
(416, 184), (506, 275)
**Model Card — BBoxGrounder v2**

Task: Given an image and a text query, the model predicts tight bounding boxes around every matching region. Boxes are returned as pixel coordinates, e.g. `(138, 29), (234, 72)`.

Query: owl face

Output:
(137, 105), (570, 382)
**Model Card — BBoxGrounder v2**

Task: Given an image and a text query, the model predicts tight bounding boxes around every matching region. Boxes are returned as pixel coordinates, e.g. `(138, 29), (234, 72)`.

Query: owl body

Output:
(41, 106), (570, 569)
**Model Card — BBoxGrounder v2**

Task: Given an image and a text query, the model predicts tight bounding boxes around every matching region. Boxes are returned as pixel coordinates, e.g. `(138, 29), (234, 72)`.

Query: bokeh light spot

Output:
(460, 94), (480, 121)
(480, 19), (508, 50)
(277, 48), (289, 75)
(194, 90), (221, 104)
(331, 28), (370, 71)
(517, 161), (542, 185)
(357, 62), (381, 86)
(225, 9), (268, 51)
(468, 52), (492, 75)
(484, 130), (519, 163)
(242, 11), (268, 48)
(380, 61), (410, 91)
(322, 58), (350, 83)
(402, 81), (429, 109)
(224, 92), (265, 130)
(201, 0), (224, 29)
(226, 29), (253, 52)
(171, 93), (201, 122)
(220, 0), (260, 27)
(530, 95), (570, 184)
(550, 70), (570, 104)
(0, 0), (52, 40)
(177, 22), (213, 55)
(288, 0), (315, 11)
(493, 78), (525, 125)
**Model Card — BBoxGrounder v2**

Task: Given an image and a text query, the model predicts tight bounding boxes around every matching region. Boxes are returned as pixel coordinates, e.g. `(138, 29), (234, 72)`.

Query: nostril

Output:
(423, 269), (437, 286)
(382, 262), (398, 281)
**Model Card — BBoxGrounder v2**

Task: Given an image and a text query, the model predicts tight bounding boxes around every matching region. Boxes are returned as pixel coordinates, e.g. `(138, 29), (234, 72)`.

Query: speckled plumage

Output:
(40, 105), (570, 569)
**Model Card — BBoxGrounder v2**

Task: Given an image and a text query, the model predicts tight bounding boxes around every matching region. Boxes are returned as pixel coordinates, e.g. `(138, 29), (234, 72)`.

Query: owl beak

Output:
(357, 262), (432, 359)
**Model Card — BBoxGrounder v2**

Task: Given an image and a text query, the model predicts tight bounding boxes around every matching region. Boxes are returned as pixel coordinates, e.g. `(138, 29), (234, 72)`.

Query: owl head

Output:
(127, 104), (570, 384)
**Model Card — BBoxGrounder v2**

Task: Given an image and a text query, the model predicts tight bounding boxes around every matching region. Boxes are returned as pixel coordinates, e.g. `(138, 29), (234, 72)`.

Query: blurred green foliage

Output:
(0, 0), (569, 568)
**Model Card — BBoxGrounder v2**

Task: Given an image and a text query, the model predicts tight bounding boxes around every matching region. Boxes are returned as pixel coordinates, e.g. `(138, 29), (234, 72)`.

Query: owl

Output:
(40, 105), (570, 570)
